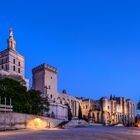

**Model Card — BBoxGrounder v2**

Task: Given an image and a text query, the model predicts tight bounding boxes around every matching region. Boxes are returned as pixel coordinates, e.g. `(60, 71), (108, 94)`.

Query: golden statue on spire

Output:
(7, 27), (16, 50)
(9, 27), (13, 37)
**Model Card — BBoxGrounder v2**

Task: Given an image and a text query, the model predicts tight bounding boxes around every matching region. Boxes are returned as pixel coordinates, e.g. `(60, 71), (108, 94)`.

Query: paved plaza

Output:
(0, 126), (140, 140)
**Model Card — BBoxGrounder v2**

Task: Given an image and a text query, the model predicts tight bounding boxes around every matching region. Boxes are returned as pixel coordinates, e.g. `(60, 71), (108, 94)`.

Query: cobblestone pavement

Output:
(0, 126), (140, 140)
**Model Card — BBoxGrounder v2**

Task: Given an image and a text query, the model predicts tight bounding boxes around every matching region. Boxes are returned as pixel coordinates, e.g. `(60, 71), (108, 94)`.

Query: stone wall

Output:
(0, 112), (64, 130)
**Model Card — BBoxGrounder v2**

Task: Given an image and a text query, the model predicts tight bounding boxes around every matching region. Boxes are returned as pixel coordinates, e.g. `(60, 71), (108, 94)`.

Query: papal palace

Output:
(0, 28), (135, 126)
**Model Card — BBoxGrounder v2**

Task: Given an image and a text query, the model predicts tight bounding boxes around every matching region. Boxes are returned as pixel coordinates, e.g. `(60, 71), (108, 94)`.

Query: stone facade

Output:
(32, 63), (135, 124)
(80, 97), (135, 126)
(0, 28), (29, 88)
(32, 64), (58, 96)
(79, 98), (94, 119)
(32, 64), (79, 120)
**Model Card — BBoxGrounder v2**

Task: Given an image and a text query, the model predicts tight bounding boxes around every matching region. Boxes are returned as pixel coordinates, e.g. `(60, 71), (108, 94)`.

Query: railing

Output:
(0, 104), (13, 112)
(0, 97), (13, 131)
(0, 97), (13, 112)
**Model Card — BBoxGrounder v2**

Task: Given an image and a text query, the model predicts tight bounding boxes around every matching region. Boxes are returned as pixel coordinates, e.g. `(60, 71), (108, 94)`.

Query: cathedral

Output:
(0, 28), (29, 88)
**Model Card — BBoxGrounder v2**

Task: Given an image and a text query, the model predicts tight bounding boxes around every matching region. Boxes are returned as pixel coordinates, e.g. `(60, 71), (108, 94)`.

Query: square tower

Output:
(32, 64), (58, 97)
(0, 49), (24, 78)
(0, 28), (29, 88)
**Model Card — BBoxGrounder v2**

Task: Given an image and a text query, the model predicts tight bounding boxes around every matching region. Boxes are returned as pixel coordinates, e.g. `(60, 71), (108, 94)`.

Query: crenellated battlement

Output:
(32, 63), (58, 73)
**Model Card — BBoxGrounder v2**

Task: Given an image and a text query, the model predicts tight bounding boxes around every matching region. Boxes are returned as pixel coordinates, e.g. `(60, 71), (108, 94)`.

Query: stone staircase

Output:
(56, 121), (69, 129)
(64, 118), (89, 129)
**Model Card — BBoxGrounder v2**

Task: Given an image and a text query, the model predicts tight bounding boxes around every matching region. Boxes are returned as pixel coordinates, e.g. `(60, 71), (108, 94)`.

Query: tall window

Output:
(18, 61), (20, 66)
(6, 57), (8, 63)
(13, 59), (15, 64)
(50, 94), (53, 99)
(18, 68), (20, 73)
(13, 66), (15, 71)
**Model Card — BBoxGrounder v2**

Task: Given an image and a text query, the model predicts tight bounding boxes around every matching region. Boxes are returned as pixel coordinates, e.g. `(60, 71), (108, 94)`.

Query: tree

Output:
(0, 78), (29, 113)
(28, 90), (49, 115)
(78, 104), (82, 120)
(0, 78), (49, 115)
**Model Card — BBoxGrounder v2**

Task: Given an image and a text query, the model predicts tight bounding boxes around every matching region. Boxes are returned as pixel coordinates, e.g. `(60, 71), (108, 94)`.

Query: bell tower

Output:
(7, 27), (16, 50)
(0, 27), (29, 88)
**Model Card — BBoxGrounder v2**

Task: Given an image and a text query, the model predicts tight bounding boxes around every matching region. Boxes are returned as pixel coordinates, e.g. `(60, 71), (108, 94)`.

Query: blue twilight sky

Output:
(0, 0), (140, 107)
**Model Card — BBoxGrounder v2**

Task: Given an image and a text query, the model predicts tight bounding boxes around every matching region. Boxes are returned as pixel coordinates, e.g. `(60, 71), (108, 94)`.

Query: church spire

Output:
(7, 27), (16, 50)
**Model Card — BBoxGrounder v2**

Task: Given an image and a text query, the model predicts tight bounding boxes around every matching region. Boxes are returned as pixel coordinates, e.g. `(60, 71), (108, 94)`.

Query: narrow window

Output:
(6, 58), (8, 63)
(13, 59), (15, 64)
(13, 66), (15, 71)
(18, 62), (20, 66)
(18, 68), (20, 73)
(50, 94), (53, 99)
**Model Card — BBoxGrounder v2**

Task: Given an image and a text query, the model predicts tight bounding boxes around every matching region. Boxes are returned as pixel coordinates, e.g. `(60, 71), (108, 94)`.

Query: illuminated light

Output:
(137, 123), (140, 127)
(27, 117), (48, 129)
(135, 122), (140, 127)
